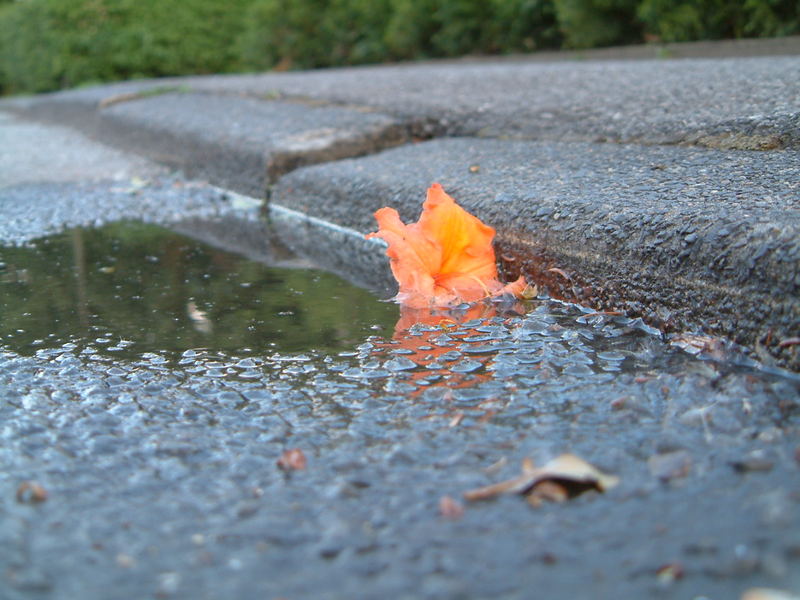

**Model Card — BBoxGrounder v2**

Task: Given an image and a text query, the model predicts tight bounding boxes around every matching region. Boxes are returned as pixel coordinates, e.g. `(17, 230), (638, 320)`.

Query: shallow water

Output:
(0, 222), (399, 359)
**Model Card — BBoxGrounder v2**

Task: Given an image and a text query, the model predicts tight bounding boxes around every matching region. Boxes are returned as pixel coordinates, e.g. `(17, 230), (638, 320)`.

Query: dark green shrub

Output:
(384, 0), (561, 61)
(638, 0), (746, 40)
(743, 0), (800, 37)
(2, 0), (797, 95)
(0, 0), (252, 94)
(553, 0), (642, 48)
(239, 0), (332, 70)
(430, 0), (495, 56)
(638, 0), (800, 42)
(489, 0), (563, 53)
(323, 0), (394, 65)
(383, 0), (439, 59)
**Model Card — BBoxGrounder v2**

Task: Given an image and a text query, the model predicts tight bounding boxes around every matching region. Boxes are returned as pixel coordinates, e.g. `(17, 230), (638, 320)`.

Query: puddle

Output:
(0, 222), (399, 359)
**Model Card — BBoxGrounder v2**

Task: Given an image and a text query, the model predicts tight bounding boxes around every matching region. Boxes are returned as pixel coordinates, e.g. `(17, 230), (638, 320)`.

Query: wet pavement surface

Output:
(1, 202), (799, 600)
(274, 137), (800, 371)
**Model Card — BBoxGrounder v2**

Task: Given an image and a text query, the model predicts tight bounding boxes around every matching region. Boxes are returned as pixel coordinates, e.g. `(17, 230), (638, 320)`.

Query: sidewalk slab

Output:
(0, 112), (262, 249)
(4, 54), (799, 184)
(0, 111), (162, 188)
(272, 137), (800, 369)
(3, 89), (414, 198)
(182, 55), (800, 149)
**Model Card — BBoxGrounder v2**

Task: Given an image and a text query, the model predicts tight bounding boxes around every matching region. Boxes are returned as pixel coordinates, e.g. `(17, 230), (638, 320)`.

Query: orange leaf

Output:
(366, 183), (526, 308)
(277, 448), (307, 471)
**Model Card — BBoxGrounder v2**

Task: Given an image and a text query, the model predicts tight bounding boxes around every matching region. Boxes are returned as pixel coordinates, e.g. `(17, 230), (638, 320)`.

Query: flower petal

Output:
(366, 183), (529, 308)
(419, 184), (499, 284)
(366, 206), (440, 307)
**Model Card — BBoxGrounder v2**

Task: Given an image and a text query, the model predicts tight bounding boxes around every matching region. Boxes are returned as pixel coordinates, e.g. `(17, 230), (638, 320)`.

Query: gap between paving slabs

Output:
(4, 77), (797, 370)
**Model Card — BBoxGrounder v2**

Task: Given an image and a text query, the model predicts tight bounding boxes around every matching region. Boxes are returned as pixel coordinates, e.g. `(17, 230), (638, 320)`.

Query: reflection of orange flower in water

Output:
(393, 303), (495, 335)
(366, 183), (526, 308)
(384, 305), (496, 397)
(379, 302), (523, 399)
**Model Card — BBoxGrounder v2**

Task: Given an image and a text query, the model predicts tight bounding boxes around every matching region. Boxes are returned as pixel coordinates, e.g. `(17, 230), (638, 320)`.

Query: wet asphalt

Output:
(1, 273), (799, 600)
(1, 42), (800, 600)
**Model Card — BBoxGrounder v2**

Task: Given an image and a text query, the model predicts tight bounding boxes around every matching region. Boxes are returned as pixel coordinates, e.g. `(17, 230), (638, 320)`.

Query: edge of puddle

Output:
(265, 202), (395, 298)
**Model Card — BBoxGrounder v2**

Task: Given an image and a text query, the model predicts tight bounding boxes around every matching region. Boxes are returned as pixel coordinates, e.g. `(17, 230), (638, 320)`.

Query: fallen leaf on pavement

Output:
(656, 562), (684, 584)
(16, 481), (48, 504)
(526, 480), (569, 507)
(277, 448), (307, 471)
(669, 333), (726, 359)
(365, 183), (527, 308)
(463, 453), (619, 505)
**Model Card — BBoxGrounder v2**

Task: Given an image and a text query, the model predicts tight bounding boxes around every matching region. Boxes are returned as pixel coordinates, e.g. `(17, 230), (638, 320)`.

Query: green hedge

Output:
(0, 0), (252, 94)
(637, 0), (800, 41)
(553, 0), (642, 48)
(1, 0), (797, 95)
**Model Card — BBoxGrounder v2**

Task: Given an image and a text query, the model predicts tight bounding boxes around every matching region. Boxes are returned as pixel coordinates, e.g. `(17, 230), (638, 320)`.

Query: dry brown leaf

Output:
(547, 267), (572, 282)
(526, 480), (569, 507)
(16, 481), (48, 504)
(670, 333), (726, 358)
(655, 562), (684, 583)
(448, 412), (464, 427)
(463, 453), (619, 503)
(277, 448), (307, 471)
(777, 337), (800, 348)
(520, 284), (539, 300)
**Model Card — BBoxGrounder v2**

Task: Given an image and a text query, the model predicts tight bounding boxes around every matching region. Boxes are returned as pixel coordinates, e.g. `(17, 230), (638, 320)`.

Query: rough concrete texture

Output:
(266, 204), (396, 296)
(183, 56), (800, 148)
(1, 43), (798, 369)
(274, 138), (800, 369)
(4, 92), (411, 198)
(0, 113), (257, 247)
(0, 112), (163, 187)
(2, 316), (799, 600)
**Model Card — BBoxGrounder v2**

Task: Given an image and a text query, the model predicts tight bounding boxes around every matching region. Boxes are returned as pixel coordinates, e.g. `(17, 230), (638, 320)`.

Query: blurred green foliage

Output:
(637, 0), (800, 41)
(0, 0), (252, 94)
(0, 0), (797, 95)
(554, 0), (642, 48)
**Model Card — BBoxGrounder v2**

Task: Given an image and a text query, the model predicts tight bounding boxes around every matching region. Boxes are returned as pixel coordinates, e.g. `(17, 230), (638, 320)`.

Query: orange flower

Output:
(366, 183), (526, 308)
